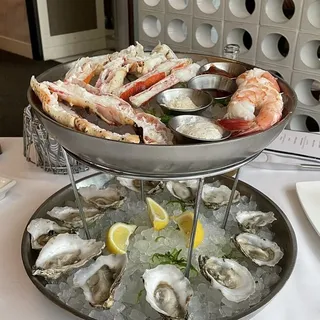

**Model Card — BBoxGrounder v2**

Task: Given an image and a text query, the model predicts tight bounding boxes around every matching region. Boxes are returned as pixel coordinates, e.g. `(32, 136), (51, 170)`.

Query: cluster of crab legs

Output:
(30, 42), (201, 145)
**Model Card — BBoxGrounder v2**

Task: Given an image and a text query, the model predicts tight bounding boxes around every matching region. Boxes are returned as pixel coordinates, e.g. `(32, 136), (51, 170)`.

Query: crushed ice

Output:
(45, 179), (282, 319)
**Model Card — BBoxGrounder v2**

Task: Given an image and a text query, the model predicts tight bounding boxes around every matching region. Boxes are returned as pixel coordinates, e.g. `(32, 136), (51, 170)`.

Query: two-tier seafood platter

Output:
(23, 41), (297, 320)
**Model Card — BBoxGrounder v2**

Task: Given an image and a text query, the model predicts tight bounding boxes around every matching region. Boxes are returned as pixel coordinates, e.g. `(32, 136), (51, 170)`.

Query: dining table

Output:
(1, 137), (320, 320)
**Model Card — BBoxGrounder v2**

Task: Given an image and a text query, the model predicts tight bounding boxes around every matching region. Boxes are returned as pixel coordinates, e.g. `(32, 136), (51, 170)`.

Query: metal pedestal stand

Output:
(62, 148), (249, 279)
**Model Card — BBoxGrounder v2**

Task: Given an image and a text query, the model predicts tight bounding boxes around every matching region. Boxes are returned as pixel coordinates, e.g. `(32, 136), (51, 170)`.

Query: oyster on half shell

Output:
(78, 185), (125, 209)
(117, 177), (163, 195)
(235, 211), (276, 233)
(73, 254), (127, 309)
(166, 180), (199, 204)
(198, 255), (255, 303)
(143, 264), (193, 319)
(47, 206), (103, 228)
(27, 218), (70, 249)
(33, 234), (105, 279)
(233, 233), (284, 267)
(201, 184), (240, 209)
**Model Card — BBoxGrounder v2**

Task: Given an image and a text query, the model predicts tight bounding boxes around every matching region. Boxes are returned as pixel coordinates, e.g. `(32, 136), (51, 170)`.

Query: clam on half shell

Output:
(143, 264), (193, 319)
(233, 233), (284, 267)
(198, 255), (255, 303)
(78, 185), (125, 209)
(47, 206), (103, 229)
(32, 233), (105, 280)
(201, 184), (240, 209)
(27, 218), (70, 250)
(117, 177), (163, 195)
(73, 254), (128, 309)
(235, 211), (277, 233)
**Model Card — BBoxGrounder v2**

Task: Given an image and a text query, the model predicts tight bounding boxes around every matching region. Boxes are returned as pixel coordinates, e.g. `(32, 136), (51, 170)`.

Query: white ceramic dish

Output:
(0, 177), (16, 201)
(296, 181), (320, 236)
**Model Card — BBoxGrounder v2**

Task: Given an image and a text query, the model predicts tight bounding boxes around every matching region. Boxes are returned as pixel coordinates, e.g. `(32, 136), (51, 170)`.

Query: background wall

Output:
(136, 0), (320, 133)
(0, 0), (32, 58)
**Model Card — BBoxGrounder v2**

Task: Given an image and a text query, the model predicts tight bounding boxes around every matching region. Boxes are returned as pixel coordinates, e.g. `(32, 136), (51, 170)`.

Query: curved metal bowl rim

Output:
(63, 148), (261, 180)
(21, 172), (297, 320)
(27, 54), (297, 149)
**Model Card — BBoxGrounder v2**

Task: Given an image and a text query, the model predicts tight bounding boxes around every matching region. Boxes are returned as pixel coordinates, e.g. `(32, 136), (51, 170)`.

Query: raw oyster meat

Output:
(27, 218), (70, 249)
(198, 255), (255, 303)
(73, 254), (127, 309)
(47, 206), (103, 228)
(142, 264), (193, 319)
(117, 177), (163, 195)
(235, 211), (276, 233)
(201, 184), (240, 209)
(233, 233), (284, 267)
(78, 185), (125, 209)
(166, 180), (199, 203)
(33, 234), (105, 279)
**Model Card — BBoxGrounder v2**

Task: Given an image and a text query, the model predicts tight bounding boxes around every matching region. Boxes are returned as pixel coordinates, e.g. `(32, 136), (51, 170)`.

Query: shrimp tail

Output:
(217, 119), (254, 131)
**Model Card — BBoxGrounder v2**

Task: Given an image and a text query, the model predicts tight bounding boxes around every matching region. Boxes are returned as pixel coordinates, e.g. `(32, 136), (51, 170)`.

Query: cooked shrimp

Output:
(217, 69), (283, 136)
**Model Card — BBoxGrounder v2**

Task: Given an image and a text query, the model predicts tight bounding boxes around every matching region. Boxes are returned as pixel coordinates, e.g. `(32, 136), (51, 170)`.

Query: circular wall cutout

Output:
(229, 0), (255, 18)
(142, 16), (161, 38)
(265, 0), (295, 23)
(295, 79), (320, 106)
(167, 19), (187, 43)
(195, 24), (218, 48)
(227, 28), (252, 53)
(144, 0), (161, 6)
(289, 115), (320, 132)
(307, 1), (320, 28)
(196, 0), (220, 14)
(168, 0), (188, 10)
(261, 33), (289, 61)
(300, 40), (320, 69)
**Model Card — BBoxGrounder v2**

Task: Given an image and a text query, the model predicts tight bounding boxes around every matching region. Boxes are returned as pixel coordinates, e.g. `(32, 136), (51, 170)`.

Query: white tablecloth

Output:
(1, 137), (320, 320)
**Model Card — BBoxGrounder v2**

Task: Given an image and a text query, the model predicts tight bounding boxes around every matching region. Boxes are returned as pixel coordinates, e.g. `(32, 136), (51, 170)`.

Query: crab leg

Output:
(129, 63), (200, 108)
(151, 41), (178, 59)
(95, 57), (125, 88)
(45, 80), (172, 144)
(30, 77), (139, 143)
(100, 65), (130, 94)
(114, 59), (192, 101)
(46, 81), (136, 126)
(127, 53), (167, 77)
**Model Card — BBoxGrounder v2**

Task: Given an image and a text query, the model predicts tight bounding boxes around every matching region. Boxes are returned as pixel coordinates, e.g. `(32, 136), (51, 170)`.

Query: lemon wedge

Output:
(173, 211), (204, 248)
(146, 197), (169, 231)
(106, 222), (137, 254)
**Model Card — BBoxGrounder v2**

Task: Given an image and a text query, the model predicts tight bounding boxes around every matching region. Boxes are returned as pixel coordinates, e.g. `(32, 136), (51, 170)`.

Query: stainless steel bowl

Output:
(168, 115), (231, 143)
(156, 88), (213, 115)
(27, 53), (296, 179)
(187, 74), (238, 103)
(21, 172), (297, 320)
(198, 61), (248, 79)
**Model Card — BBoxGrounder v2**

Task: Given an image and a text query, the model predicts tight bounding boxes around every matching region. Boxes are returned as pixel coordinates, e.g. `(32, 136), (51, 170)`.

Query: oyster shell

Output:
(73, 254), (127, 309)
(117, 177), (163, 195)
(33, 234), (105, 279)
(47, 206), (103, 228)
(78, 185), (125, 209)
(235, 211), (276, 233)
(142, 264), (193, 319)
(201, 184), (240, 209)
(233, 233), (284, 267)
(198, 255), (255, 303)
(166, 180), (199, 203)
(27, 218), (70, 249)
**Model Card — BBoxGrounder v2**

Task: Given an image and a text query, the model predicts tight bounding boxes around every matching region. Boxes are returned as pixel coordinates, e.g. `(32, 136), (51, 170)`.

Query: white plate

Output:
(0, 177), (16, 201)
(296, 181), (320, 236)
